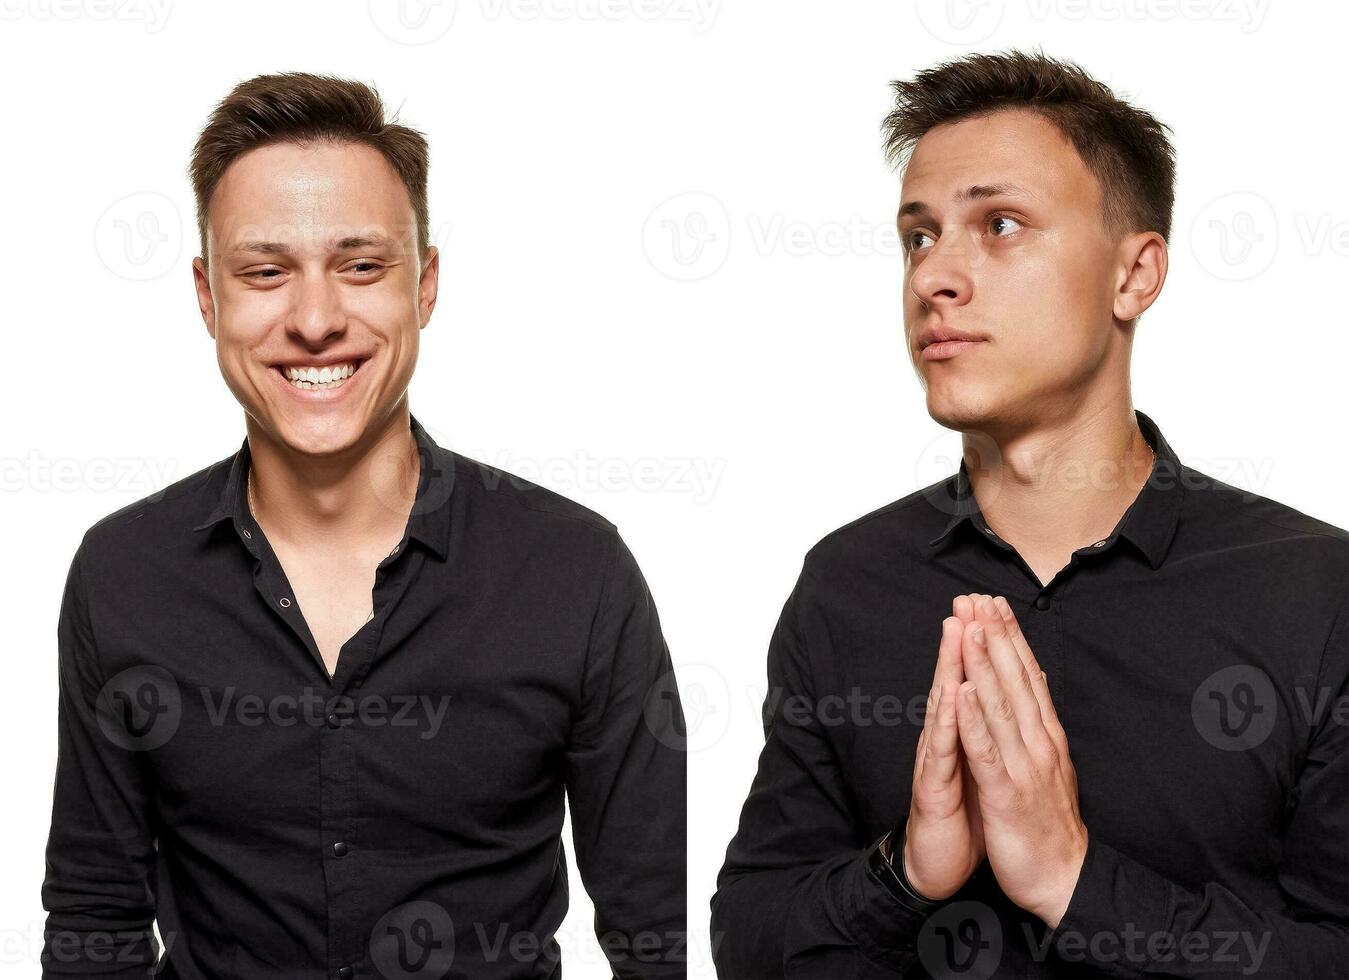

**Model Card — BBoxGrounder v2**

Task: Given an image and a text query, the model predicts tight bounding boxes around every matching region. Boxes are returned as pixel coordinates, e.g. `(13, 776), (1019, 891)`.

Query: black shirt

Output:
(41, 413), (686, 979)
(711, 409), (1349, 979)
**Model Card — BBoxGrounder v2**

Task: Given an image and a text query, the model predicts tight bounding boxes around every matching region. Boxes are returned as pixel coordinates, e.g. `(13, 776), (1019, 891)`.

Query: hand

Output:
(902, 594), (990, 900)
(955, 595), (1088, 927)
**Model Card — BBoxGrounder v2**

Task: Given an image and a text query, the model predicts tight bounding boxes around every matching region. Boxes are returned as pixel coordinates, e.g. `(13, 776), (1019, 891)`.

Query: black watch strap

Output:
(867, 822), (943, 914)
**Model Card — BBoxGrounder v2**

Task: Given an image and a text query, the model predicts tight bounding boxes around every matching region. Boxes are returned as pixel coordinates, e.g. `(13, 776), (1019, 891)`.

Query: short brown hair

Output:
(188, 71), (430, 267)
(882, 48), (1175, 243)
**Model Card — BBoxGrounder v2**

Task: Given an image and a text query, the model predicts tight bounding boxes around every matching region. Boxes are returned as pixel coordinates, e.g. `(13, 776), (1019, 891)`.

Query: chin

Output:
(924, 383), (1000, 434)
(265, 408), (371, 457)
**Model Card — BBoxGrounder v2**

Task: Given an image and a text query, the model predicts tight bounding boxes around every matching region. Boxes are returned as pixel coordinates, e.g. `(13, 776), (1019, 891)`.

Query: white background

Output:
(3, 0), (1348, 976)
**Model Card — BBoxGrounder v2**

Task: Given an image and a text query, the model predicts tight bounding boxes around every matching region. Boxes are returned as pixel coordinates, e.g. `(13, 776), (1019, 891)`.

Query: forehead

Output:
(208, 140), (416, 250)
(900, 108), (1098, 214)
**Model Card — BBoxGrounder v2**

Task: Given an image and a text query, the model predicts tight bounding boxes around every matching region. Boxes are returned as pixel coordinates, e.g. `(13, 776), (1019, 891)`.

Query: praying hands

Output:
(905, 593), (1089, 929)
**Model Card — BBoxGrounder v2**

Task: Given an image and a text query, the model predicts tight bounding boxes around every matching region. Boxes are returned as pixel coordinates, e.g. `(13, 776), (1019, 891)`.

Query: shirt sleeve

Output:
(1044, 591), (1349, 979)
(564, 531), (687, 979)
(711, 561), (936, 978)
(41, 540), (161, 977)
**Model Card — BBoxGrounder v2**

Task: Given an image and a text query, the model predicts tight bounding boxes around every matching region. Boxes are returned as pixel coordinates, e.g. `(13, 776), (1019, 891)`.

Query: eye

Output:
(346, 261), (384, 275)
(904, 229), (934, 254)
(244, 268), (284, 280)
(989, 215), (1023, 237)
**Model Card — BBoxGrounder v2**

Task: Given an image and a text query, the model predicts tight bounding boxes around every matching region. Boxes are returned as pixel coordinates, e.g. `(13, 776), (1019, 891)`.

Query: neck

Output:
(244, 404), (421, 550)
(962, 401), (1155, 557)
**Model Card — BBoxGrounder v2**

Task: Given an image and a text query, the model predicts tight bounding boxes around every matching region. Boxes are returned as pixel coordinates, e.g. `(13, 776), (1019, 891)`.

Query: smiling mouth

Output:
(273, 357), (369, 390)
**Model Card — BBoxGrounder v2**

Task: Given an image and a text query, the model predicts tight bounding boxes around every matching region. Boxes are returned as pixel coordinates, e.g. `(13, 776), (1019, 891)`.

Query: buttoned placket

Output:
(971, 516), (1122, 720)
(231, 512), (423, 978)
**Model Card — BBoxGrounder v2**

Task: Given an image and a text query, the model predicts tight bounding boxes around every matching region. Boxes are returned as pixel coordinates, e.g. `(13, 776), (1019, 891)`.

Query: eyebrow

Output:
(229, 234), (400, 256)
(898, 183), (1032, 220)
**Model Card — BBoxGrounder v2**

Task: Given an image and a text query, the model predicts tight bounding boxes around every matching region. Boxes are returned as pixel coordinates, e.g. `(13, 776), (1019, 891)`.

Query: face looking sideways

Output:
(899, 108), (1165, 437)
(192, 140), (439, 458)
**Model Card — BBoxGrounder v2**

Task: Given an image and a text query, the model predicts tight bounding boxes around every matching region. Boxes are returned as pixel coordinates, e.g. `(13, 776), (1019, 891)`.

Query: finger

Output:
(955, 680), (1014, 797)
(917, 617), (964, 782)
(953, 593), (980, 623)
(961, 615), (1031, 774)
(914, 707), (929, 783)
(922, 683), (962, 788)
(933, 616), (966, 713)
(975, 597), (1047, 748)
(993, 596), (1069, 756)
(915, 676), (944, 778)
(993, 595), (1041, 675)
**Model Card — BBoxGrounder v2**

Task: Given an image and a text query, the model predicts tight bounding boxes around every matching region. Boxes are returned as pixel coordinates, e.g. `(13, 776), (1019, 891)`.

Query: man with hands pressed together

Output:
(712, 49), (1349, 979)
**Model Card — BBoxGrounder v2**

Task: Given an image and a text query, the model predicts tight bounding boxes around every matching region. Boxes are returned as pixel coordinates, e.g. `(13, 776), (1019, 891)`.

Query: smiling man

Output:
(711, 50), (1349, 978)
(40, 73), (686, 978)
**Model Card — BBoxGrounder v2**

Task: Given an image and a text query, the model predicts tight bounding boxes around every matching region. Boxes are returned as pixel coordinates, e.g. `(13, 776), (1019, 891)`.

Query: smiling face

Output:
(898, 108), (1131, 435)
(193, 140), (437, 457)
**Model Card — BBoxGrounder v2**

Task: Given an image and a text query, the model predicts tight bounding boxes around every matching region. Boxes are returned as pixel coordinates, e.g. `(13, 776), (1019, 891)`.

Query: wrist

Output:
(1028, 832), (1089, 928)
(898, 830), (937, 901)
(867, 822), (943, 914)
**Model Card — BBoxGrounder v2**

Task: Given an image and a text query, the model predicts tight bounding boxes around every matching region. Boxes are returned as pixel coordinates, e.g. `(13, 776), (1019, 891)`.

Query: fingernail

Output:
(995, 596), (1011, 617)
(972, 624), (984, 644)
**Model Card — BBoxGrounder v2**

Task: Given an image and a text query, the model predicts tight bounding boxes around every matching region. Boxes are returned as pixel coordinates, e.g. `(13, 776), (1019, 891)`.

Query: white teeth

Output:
(282, 361), (357, 390)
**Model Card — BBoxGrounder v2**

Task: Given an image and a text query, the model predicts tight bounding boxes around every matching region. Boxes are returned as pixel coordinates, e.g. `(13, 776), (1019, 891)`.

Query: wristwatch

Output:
(867, 822), (944, 914)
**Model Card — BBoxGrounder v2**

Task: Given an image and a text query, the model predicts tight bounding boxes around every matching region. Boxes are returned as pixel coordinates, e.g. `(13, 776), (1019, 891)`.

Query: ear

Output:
(1112, 231), (1168, 323)
(418, 244), (440, 330)
(192, 255), (217, 340)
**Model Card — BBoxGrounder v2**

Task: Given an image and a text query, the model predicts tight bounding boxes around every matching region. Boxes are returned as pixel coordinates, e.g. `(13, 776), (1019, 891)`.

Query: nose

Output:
(287, 270), (347, 345)
(907, 231), (975, 318)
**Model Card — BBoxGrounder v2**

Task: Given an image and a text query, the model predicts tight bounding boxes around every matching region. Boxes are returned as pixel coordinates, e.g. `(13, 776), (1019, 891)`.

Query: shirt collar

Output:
(191, 412), (455, 561)
(926, 409), (1184, 570)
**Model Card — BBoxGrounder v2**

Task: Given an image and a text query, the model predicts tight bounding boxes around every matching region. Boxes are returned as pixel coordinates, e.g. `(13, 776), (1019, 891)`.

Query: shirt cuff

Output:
(831, 846), (935, 972)
(1045, 833), (1177, 975)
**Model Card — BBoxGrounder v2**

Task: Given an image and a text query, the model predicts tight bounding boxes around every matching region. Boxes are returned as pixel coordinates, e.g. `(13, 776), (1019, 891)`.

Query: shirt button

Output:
(984, 526), (997, 536)
(279, 597), (291, 608)
(332, 841), (349, 857)
(1092, 539), (1107, 548)
(390, 544), (399, 555)
(1035, 595), (1051, 610)
(326, 713), (341, 729)
(337, 968), (353, 980)
(241, 527), (252, 539)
